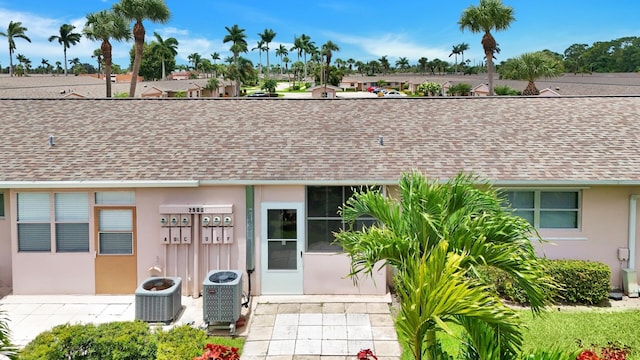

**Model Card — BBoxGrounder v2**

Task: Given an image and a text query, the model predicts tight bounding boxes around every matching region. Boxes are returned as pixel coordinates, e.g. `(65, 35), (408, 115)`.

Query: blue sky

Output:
(1, 1), (639, 70)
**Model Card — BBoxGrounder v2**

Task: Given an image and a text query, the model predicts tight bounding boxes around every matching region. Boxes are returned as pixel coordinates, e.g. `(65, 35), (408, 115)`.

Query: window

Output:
(306, 186), (378, 252)
(95, 191), (135, 205)
(503, 190), (580, 229)
(0, 192), (5, 217)
(17, 192), (89, 252)
(55, 193), (89, 252)
(98, 209), (134, 255)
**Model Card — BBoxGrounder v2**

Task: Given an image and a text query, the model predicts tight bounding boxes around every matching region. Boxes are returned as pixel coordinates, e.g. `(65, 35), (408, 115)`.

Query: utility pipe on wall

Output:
(629, 195), (640, 269)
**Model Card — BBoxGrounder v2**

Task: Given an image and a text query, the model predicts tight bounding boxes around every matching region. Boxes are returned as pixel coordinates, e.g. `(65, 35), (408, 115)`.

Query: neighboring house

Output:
(140, 81), (203, 98)
(472, 83), (490, 96)
(2, 97), (640, 297)
(307, 85), (341, 99)
(168, 71), (192, 81)
(539, 87), (561, 96)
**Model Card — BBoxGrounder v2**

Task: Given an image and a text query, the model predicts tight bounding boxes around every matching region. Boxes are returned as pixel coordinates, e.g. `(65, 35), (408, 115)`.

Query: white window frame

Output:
(504, 189), (581, 229)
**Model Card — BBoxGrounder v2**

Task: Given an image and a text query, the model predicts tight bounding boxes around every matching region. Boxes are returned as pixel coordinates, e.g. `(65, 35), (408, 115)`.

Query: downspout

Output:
(629, 195), (640, 269)
(243, 185), (255, 308)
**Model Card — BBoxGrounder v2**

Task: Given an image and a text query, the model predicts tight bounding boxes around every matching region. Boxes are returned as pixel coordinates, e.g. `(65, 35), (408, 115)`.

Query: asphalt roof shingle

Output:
(2, 97), (640, 184)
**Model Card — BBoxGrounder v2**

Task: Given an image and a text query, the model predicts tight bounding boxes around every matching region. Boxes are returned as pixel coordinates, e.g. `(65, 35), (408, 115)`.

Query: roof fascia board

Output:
(0, 180), (199, 189)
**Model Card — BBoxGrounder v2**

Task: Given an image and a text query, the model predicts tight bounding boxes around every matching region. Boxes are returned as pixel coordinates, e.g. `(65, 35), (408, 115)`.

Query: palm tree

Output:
(187, 52), (202, 72)
(498, 51), (564, 95)
(211, 52), (220, 64)
(378, 55), (390, 75)
(48, 24), (82, 76)
(459, 0), (515, 95)
(418, 57), (428, 75)
(84, 9), (131, 97)
(0, 309), (16, 359)
(153, 32), (178, 80)
(299, 34), (313, 79)
(396, 57), (410, 72)
(113, 0), (171, 97)
(16, 53), (28, 75)
(252, 39), (266, 74)
(259, 28), (276, 78)
(0, 21), (31, 77)
(91, 49), (103, 75)
(223, 24), (248, 97)
(275, 44), (287, 74)
(290, 35), (303, 63)
(55, 61), (62, 75)
(321, 40), (339, 89)
(459, 42), (470, 70)
(449, 44), (463, 73)
(41, 58), (50, 74)
(335, 171), (550, 360)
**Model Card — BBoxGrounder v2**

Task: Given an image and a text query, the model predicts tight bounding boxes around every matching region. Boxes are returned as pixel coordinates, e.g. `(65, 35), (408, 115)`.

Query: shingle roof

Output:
(2, 97), (640, 184)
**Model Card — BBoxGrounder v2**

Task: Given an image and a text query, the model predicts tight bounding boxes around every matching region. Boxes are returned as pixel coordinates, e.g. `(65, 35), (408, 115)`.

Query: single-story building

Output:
(307, 84), (341, 98)
(2, 97), (640, 297)
(140, 81), (203, 98)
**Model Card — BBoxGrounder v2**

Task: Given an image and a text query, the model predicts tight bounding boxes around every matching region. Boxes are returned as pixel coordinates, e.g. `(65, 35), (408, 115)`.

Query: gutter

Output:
(0, 180), (199, 189)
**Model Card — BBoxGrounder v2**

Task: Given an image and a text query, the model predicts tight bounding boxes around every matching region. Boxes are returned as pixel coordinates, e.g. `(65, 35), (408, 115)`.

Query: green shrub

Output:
(19, 321), (155, 360)
(478, 259), (611, 306)
(156, 325), (209, 360)
(93, 321), (156, 360)
(545, 259), (610, 305)
(19, 323), (98, 360)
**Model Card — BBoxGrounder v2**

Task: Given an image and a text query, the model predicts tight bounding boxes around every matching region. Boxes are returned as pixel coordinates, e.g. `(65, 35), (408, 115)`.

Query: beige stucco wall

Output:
(303, 253), (386, 295)
(535, 186), (640, 290)
(10, 184), (387, 296)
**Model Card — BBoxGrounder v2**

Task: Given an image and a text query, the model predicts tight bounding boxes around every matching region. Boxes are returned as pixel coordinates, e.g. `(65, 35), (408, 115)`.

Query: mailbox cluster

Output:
(201, 214), (234, 244)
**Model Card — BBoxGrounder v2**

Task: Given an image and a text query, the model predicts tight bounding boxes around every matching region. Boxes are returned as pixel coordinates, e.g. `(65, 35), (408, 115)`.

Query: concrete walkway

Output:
(0, 293), (401, 359)
(242, 302), (400, 360)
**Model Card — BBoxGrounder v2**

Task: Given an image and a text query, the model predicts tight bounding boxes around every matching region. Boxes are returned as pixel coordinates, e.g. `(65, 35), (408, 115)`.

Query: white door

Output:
(261, 202), (304, 294)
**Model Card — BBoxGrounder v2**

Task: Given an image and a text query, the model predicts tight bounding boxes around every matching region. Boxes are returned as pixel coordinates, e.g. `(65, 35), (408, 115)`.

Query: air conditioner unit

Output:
(203, 270), (242, 333)
(135, 277), (182, 324)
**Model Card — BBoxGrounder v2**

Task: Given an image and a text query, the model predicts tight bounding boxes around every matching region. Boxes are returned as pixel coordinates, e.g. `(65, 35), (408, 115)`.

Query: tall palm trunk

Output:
(234, 53), (240, 97)
(482, 31), (496, 96)
(129, 21), (145, 97)
(102, 40), (113, 97)
(8, 48), (13, 77)
(161, 57), (166, 80)
(63, 48), (68, 76)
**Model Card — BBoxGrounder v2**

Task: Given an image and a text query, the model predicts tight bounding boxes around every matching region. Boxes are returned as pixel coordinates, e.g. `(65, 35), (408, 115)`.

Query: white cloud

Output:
(329, 31), (451, 62)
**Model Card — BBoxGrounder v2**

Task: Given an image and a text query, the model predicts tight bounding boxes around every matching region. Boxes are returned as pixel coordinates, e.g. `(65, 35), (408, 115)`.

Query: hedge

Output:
(479, 259), (611, 306)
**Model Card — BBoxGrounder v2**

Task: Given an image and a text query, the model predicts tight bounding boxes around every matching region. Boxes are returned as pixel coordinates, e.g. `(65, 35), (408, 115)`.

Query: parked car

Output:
(372, 87), (385, 94)
(383, 90), (406, 98)
(248, 91), (269, 97)
(367, 86), (379, 92)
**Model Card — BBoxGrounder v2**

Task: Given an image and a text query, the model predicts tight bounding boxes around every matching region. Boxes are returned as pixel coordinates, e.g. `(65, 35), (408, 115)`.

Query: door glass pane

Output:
(268, 241), (297, 270)
(99, 210), (133, 231)
(99, 233), (133, 254)
(267, 209), (297, 239)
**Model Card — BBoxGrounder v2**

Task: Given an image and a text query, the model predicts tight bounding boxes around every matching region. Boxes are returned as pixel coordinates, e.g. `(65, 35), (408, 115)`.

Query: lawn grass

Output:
(207, 335), (244, 353)
(398, 309), (640, 359)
